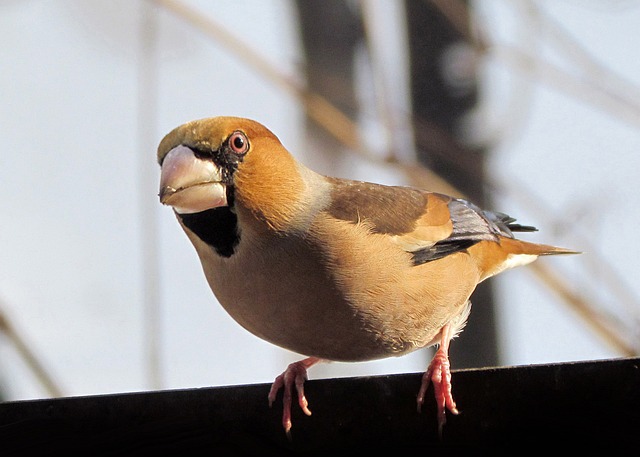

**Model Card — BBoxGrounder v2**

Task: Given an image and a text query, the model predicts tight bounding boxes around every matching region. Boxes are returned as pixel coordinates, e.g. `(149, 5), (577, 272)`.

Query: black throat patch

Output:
(178, 206), (239, 258)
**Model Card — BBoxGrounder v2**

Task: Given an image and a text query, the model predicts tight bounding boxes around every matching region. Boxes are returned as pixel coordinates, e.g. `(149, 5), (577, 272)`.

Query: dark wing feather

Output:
(411, 239), (478, 264)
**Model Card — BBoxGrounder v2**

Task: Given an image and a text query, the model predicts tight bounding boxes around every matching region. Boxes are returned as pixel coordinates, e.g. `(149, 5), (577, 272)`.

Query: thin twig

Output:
(0, 304), (63, 398)
(528, 262), (637, 356)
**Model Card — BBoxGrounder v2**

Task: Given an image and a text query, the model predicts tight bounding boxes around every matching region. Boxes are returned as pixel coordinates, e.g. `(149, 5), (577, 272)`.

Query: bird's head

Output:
(158, 117), (313, 236)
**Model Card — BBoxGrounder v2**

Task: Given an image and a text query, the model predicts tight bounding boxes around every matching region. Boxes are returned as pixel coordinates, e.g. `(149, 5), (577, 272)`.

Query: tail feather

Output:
(503, 237), (581, 257)
(538, 245), (582, 256)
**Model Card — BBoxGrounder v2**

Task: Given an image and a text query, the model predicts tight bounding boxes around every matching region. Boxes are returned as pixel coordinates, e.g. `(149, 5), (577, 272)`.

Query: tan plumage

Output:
(158, 116), (578, 436)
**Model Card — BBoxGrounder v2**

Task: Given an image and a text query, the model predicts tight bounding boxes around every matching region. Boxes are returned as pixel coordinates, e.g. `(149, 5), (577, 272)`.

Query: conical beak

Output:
(159, 145), (228, 214)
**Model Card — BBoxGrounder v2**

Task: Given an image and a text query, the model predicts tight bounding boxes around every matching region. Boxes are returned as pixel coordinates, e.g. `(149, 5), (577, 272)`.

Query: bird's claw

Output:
(417, 346), (459, 437)
(268, 357), (319, 436)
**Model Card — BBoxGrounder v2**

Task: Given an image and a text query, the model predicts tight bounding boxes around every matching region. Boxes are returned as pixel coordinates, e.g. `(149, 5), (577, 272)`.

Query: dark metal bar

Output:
(1, 357), (638, 455)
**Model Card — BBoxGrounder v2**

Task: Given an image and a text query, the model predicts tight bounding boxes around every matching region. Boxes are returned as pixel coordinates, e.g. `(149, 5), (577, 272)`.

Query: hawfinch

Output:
(158, 116), (577, 436)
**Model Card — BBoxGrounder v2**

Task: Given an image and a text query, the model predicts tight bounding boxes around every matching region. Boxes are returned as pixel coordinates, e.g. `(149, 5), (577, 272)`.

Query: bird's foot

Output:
(268, 357), (321, 437)
(416, 346), (459, 437)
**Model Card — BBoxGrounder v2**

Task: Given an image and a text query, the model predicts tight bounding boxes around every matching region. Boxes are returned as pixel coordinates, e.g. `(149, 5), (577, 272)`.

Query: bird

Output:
(157, 116), (578, 437)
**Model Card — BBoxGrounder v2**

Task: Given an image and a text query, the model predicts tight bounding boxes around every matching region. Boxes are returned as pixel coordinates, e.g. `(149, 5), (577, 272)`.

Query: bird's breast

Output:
(196, 230), (399, 361)
(192, 216), (475, 362)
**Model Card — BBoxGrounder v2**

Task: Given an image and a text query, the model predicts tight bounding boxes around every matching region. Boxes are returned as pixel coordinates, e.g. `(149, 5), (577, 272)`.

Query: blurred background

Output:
(1, 0), (639, 402)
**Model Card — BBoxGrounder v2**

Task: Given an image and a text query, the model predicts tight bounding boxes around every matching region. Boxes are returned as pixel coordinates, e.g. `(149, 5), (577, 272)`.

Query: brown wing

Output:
(326, 178), (536, 265)
(326, 178), (429, 235)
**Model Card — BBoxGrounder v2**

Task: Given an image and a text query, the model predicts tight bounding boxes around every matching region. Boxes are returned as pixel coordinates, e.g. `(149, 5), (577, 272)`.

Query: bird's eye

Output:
(228, 131), (249, 155)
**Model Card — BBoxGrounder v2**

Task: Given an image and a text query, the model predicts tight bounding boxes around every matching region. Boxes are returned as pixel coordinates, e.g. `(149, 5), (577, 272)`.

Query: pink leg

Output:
(268, 356), (322, 436)
(416, 323), (459, 437)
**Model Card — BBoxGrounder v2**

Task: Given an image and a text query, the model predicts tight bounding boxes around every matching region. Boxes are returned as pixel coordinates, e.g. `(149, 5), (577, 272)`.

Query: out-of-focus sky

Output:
(1, 0), (638, 401)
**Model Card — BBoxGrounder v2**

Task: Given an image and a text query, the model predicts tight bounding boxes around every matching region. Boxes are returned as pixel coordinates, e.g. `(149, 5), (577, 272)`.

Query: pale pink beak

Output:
(159, 145), (228, 214)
